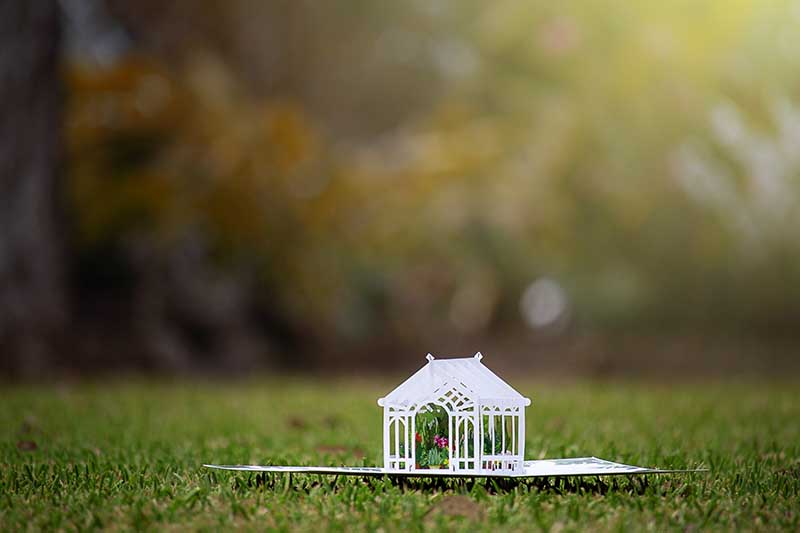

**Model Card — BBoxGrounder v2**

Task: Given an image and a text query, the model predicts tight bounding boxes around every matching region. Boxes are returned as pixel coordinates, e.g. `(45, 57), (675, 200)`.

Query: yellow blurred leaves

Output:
(263, 106), (318, 174)
(66, 56), (320, 253)
(63, 0), (800, 337)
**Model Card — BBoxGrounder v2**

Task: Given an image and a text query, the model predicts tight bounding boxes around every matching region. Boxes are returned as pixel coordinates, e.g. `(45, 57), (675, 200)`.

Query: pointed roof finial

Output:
(426, 353), (435, 362)
(474, 352), (483, 361)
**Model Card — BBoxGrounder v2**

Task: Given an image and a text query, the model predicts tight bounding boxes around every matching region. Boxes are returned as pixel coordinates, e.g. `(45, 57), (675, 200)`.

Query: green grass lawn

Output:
(1, 378), (798, 531)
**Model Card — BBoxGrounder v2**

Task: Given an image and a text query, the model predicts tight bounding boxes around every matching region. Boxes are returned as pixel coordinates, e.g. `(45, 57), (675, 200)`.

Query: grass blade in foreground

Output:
(1, 381), (797, 531)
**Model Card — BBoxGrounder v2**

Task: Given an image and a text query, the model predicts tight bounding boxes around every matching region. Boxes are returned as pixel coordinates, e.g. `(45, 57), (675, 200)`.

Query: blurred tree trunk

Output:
(0, 1), (65, 376)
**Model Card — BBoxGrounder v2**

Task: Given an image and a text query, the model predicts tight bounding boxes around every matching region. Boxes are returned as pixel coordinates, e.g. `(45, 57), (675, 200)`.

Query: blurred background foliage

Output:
(7, 0), (800, 375)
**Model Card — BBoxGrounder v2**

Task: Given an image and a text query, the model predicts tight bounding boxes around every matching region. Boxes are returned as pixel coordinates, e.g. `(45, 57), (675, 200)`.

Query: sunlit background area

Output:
(3, 0), (800, 377)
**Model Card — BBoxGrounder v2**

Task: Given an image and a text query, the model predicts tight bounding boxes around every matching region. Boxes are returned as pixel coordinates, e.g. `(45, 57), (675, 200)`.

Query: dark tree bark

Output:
(0, 1), (65, 376)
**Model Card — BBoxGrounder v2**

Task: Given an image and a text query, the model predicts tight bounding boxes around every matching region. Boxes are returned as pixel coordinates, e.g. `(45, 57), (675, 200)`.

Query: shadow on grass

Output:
(217, 471), (656, 495)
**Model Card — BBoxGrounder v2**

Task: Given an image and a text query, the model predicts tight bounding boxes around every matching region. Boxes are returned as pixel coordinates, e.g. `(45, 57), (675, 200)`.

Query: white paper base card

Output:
(204, 457), (705, 478)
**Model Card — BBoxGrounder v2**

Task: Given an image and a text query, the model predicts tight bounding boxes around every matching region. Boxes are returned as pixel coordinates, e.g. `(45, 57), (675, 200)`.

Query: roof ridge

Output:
(427, 352), (483, 362)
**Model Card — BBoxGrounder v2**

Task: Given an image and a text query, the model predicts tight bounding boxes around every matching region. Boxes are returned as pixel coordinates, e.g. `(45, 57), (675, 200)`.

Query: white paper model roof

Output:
(377, 352), (531, 409)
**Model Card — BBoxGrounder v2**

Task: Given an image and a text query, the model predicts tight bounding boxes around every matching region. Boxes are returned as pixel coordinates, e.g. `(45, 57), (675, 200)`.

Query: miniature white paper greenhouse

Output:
(378, 352), (531, 474)
(206, 352), (698, 477)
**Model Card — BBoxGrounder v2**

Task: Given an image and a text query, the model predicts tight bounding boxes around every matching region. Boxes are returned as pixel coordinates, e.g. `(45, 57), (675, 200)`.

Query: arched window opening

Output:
(413, 404), (450, 469)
